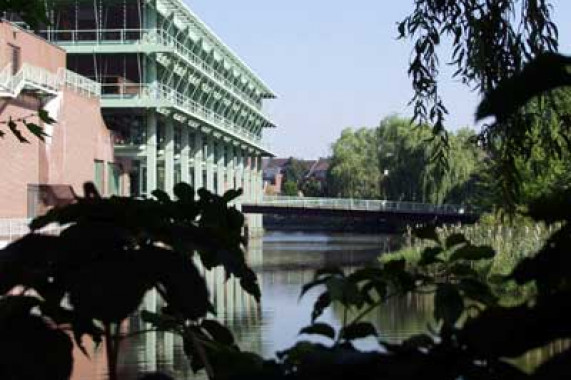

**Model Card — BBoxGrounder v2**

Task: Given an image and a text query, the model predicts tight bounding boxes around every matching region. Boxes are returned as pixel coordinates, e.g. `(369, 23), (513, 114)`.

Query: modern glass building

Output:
(26, 0), (277, 231)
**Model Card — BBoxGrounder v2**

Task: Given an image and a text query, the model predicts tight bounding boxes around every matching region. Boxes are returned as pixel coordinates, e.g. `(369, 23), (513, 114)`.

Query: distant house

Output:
(262, 158), (289, 195)
(306, 158), (330, 183)
(263, 157), (331, 196)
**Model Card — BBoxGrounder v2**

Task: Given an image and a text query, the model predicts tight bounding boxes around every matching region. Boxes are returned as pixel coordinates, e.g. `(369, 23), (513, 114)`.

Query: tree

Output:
(283, 157), (308, 185)
(0, 0), (48, 28)
(282, 180), (298, 196)
(399, 0), (562, 212)
(399, 0), (558, 145)
(328, 117), (483, 204)
(328, 128), (380, 198)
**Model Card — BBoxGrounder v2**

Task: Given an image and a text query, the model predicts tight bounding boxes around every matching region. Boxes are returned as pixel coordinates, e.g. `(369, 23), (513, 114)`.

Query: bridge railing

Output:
(253, 196), (472, 215)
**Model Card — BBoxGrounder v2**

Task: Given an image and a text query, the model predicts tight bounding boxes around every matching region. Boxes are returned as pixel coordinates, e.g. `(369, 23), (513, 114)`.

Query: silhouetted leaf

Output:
(418, 246), (443, 266)
(315, 267), (344, 280)
(459, 279), (498, 306)
(435, 283), (464, 325)
(202, 319), (235, 345)
(151, 189), (171, 203)
(222, 188), (243, 203)
(173, 182), (195, 202)
(532, 348), (571, 379)
(340, 322), (378, 341)
(299, 323), (336, 340)
(445, 233), (468, 249)
(450, 245), (495, 262)
(24, 122), (49, 141)
(476, 53), (571, 122)
(412, 225), (440, 244)
(7, 118), (28, 143)
(300, 278), (328, 299)
(312, 293), (331, 322)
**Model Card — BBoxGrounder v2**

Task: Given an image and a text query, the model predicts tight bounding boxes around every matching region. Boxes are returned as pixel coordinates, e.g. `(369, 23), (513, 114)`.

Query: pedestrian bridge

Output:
(242, 196), (479, 224)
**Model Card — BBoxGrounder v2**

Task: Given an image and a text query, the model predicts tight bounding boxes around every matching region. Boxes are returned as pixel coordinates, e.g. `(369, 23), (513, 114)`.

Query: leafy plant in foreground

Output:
(0, 183), (259, 380)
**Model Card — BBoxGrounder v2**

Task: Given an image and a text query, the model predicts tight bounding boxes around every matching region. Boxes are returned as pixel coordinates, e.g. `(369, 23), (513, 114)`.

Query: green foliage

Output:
(283, 157), (308, 184)
(327, 117), (483, 204)
(399, 0), (558, 162)
(0, 0), (48, 28)
(328, 127), (380, 198)
(282, 180), (298, 196)
(0, 183), (259, 380)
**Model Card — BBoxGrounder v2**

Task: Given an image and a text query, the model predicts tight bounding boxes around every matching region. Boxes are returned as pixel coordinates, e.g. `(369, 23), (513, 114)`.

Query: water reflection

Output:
(70, 232), (557, 379)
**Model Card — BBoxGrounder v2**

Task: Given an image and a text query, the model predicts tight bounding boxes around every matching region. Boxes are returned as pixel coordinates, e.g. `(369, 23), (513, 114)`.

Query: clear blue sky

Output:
(187, 0), (571, 159)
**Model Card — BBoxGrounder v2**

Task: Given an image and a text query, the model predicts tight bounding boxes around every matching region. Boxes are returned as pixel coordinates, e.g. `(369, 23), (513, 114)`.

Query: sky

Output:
(187, 0), (571, 159)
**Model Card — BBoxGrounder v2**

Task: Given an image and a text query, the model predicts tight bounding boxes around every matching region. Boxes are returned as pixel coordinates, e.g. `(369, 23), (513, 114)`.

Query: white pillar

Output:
(216, 141), (225, 195)
(226, 144), (235, 191)
(250, 153), (258, 202)
(165, 118), (175, 196)
(146, 110), (157, 196)
(181, 127), (190, 185)
(257, 156), (263, 201)
(206, 134), (215, 192)
(235, 148), (243, 191)
(193, 131), (203, 190)
(243, 153), (251, 201)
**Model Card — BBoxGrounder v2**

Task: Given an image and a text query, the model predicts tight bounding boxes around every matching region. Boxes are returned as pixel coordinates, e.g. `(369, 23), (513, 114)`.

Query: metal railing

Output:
(39, 28), (268, 116)
(101, 82), (269, 150)
(254, 196), (473, 216)
(0, 63), (101, 98)
(60, 68), (101, 97)
(0, 219), (64, 244)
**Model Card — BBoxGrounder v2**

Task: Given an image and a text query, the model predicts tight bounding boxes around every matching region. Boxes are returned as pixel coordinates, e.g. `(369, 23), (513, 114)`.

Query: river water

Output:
(70, 232), (557, 379)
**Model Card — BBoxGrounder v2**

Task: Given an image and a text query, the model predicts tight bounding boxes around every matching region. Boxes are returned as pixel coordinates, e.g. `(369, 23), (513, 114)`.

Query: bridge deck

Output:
(242, 197), (479, 224)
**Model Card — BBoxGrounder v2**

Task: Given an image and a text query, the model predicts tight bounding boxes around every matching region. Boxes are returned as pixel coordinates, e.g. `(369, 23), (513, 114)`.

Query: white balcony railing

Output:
(0, 63), (101, 98)
(40, 28), (270, 118)
(101, 82), (269, 150)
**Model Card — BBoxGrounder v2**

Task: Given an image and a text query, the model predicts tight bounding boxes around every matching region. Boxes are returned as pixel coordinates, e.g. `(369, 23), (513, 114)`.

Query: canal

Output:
(70, 232), (557, 379)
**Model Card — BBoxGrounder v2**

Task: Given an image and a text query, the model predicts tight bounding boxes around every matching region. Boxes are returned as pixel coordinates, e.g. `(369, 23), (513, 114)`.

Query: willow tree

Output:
(328, 128), (380, 199)
(399, 0), (561, 211)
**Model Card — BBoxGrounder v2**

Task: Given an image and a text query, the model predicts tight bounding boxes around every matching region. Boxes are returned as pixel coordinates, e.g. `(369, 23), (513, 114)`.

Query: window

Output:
(108, 162), (121, 196)
(9, 44), (20, 74)
(94, 160), (105, 194)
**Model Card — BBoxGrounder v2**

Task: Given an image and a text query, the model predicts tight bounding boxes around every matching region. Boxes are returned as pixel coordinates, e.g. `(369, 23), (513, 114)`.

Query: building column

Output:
(226, 144), (235, 191)
(256, 155), (263, 202)
(165, 117), (175, 196)
(250, 153), (259, 202)
(146, 110), (157, 195)
(242, 152), (250, 201)
(181, 127), (190, 185)
(193, 131), (203, 190)
(235, 147), (243, 191)
(206, 134), (215, 192)
(216, 141), (225, 195)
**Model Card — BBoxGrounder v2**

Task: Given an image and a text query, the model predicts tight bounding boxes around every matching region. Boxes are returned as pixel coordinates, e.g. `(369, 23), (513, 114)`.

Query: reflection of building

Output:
(8, 0), (278, 232)
(0, 21), (116, 218)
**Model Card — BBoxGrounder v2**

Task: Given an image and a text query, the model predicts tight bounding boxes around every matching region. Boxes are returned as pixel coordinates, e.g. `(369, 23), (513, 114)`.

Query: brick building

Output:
(0, 21), (118, 219)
